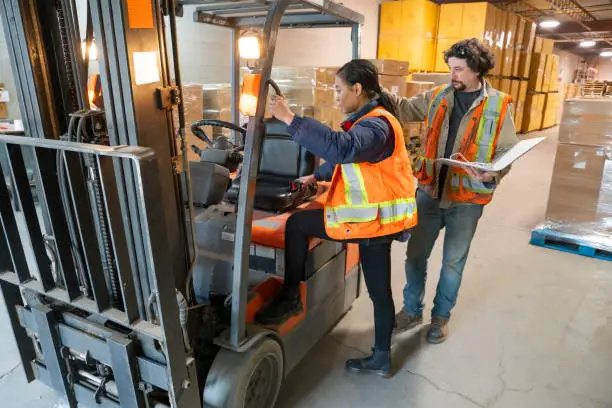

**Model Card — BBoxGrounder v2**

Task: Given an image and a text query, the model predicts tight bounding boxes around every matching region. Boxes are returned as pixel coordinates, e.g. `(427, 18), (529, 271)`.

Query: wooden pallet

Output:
(530, 228), (612, 261)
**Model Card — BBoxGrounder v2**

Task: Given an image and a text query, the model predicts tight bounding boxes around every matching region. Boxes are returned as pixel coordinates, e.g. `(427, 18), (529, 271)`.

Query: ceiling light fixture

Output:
(580, 40), (596, 47)
(600, 51), (612, 57)
(539, 20), (560, 28)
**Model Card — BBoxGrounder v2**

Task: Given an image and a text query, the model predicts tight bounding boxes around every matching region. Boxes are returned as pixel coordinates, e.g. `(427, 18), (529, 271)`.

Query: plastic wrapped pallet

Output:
(558, 99), (612, 148)
(535, 143), (612, 252)
(369, 59), (410, 76)
(176, 83), (207, 161)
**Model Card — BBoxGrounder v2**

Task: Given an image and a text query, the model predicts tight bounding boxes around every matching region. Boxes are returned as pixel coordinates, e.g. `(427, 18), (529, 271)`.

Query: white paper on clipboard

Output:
(435, 136), (546, 172)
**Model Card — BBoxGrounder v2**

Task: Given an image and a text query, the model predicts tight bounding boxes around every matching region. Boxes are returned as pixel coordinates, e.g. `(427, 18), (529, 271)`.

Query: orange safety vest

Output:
(324, 107), (418, 240)
(414, 85), (512, 205)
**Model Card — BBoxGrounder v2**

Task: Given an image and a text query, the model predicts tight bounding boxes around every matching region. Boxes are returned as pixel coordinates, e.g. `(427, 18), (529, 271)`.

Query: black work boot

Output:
(255, 291), (303, 325)
(345, 349), (392, 378)
(426, 317), (449, 344)
(393, 310), (423, 334)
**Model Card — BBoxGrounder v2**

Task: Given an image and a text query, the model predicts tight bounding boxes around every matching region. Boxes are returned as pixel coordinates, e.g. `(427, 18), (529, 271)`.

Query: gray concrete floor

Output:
(2, 126), (612, 407)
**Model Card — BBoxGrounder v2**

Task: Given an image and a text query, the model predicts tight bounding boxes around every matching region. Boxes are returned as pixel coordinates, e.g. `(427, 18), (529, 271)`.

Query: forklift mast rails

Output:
(0, 0), (363, 407)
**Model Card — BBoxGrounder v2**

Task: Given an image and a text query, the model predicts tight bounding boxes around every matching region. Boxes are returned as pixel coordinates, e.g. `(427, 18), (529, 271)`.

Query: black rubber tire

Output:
(202, 337), (284, 408)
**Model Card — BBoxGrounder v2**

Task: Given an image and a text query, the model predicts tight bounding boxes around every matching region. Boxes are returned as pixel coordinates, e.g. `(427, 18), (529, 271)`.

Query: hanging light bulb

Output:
(239, 35), (261, 60)
(579, 40), (596, 47)
(81, 40), (98, 61)
(539, 20), (560, 28)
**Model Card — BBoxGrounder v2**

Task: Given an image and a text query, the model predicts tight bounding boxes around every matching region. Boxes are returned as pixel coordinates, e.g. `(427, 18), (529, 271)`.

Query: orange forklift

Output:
(0, 0), (364, 407)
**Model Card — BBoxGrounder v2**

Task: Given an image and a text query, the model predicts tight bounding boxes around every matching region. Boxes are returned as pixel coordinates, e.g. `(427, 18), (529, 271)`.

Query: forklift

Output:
(0, 0), (364, 407)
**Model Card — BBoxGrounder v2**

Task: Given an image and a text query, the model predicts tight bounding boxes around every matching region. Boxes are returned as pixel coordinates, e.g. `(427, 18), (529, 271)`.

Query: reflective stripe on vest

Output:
(450, 174), (495, 194)
(326, 198), (416, 227)
(426, 86), (449, 127)
(341, 163), (369, 205)
(474, 93), (503, 163)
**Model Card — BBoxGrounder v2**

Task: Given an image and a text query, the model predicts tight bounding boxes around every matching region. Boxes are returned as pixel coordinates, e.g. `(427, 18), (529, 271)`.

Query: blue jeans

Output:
(403, 189), (484, 319)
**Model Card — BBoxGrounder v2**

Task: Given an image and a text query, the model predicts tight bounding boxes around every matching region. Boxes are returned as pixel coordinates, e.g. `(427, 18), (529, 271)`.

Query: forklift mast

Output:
(0, 0), (363, 407)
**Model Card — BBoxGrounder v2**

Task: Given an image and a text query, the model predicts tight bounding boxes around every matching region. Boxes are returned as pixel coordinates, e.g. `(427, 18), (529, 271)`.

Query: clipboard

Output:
(435, 136), (546, 172)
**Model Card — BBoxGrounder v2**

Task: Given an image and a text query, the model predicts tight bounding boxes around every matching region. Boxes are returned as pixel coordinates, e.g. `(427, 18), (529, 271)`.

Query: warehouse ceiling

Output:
(434, 0), (612, 56)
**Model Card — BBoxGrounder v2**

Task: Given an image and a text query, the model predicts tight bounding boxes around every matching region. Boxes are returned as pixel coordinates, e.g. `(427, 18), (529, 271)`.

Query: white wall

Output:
(0, 22), (21, 119)
(554, 49), (581, 84)
(597, 58), (612, 80)
(274, 0), (382, 66)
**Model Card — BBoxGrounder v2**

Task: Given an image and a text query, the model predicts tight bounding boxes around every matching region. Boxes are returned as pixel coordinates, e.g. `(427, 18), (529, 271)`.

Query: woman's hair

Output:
(336, 59), (396, 116)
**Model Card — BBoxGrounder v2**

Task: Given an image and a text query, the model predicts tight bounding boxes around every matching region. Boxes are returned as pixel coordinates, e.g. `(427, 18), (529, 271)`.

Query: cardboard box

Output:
(314, 67), (339, 88)
(0, 103), (7, 120)
(545, 143), (612, 225)
(378, 0), (439, 72)
(542, 92), (559, 128)
(405, 81), (436, 98)
(488, 77), (501, 90)
(434, 37), (455, 72)
(543, 55), (554, 92)
(527, 53), (546, 92)
(549, 55), (560, 92)
(501, 78), (512, 95)
(411, 73), (450, 86)
(379, 75), (407, 97)
(533, 37), (543, 53)
(523, 93), (545, 132)
(502, 13), (519, 77)
(558, 99), (612, 148)
(541, 38), (555, 54)
(510, 80), (520, 104)
(370, 59), (410, 76)
(514, 18), (526, 49)
(436, 2), (499, 73)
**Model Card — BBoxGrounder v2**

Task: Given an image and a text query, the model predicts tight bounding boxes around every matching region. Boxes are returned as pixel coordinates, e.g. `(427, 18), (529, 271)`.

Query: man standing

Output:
(388, 38), (519, 344)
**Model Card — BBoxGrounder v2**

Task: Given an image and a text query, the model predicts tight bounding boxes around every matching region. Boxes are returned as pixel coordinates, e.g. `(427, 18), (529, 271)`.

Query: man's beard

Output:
(452, 80), (466, 91)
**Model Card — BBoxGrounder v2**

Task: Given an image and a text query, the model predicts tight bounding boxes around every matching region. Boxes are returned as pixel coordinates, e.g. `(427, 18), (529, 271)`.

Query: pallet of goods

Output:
(582, 81), (606, 98)
(530, 98), (612, 261)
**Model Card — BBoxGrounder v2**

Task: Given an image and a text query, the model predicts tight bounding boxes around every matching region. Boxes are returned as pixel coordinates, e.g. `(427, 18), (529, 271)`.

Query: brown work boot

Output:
(393, 311), (423, 334)
(426, 317), (449, 344)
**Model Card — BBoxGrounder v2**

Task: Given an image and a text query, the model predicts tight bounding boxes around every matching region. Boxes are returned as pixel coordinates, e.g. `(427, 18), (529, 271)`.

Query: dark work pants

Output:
(283, 209), (396, 351)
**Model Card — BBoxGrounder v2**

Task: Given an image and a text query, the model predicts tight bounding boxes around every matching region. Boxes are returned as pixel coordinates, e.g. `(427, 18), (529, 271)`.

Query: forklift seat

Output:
(225, 118), (318, 212)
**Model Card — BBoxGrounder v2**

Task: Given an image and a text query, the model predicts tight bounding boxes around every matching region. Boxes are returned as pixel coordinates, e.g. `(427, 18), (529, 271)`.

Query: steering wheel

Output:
(190, 119), (246, 149)
(190, 79), (283, 150)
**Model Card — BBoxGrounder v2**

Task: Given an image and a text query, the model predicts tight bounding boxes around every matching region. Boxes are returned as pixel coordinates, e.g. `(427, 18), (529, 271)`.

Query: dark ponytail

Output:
(336, 59), (397, 117)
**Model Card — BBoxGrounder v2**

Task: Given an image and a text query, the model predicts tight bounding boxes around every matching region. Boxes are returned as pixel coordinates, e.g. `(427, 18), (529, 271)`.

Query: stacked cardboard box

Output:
(405, 81), (436, 98)
(517, 19), (536, 79)
(435, 2), (503, 74)
(514, 80), (528, 128)
(501, 13), (519, 77)
(564, 83), (581, 99)
(522, 93), (545, 132)
(378, 0), (439, 72)
(542, 92), (560, 128)
(371, 59), (411, 99)
(535, 98), (612, 252)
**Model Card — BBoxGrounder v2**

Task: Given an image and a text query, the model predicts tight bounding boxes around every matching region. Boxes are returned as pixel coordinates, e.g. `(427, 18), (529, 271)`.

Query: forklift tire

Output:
(202, 337), (284, 408)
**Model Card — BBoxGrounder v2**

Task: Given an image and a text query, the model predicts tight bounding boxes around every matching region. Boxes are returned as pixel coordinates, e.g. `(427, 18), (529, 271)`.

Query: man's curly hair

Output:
(443, 38), (495, 78)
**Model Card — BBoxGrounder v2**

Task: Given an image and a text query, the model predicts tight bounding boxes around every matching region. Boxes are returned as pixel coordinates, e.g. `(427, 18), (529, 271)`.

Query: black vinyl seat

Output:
(225, 118), (318, 212)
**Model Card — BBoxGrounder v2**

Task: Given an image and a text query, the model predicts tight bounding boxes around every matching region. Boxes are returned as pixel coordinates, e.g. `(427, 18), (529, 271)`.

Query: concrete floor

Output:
(2, 126), (612, 407)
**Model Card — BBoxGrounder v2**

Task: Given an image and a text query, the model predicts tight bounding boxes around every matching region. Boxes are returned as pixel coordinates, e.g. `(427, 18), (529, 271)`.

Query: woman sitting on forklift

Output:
(256, 59), (418, 377)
